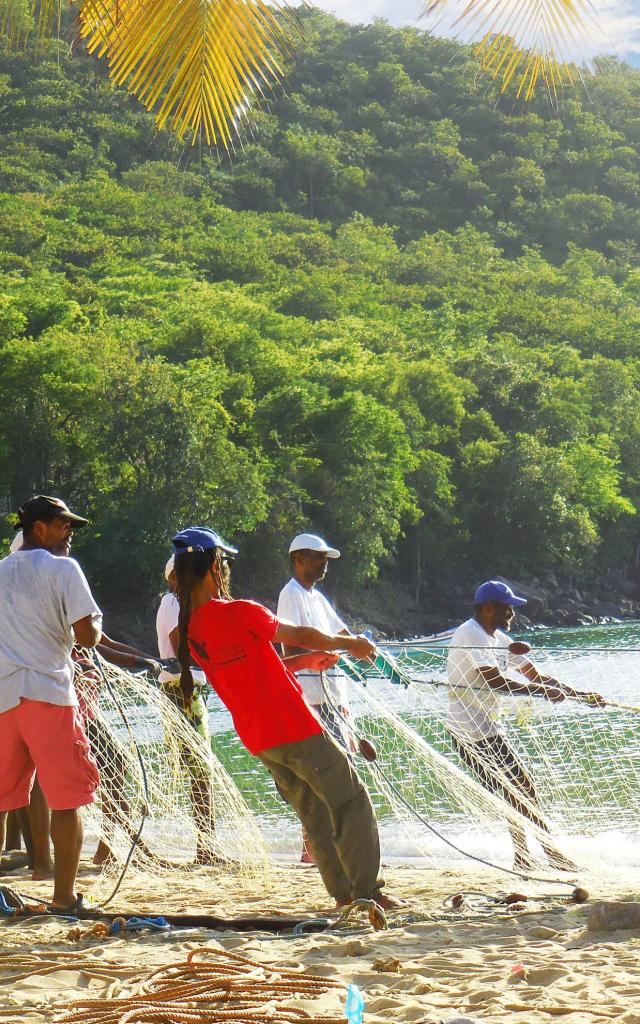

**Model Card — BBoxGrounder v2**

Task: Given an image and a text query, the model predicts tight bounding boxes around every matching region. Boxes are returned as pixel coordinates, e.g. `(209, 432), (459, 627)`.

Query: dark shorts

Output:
(452, 732), (536, 804)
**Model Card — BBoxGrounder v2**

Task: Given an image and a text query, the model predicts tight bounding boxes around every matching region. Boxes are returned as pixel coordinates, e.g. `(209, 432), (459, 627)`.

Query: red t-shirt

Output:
(188, 598), (323, 755)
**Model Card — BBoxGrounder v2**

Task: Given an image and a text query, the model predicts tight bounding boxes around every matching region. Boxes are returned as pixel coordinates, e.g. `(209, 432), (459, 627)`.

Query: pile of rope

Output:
(53, 945), (346, 1024)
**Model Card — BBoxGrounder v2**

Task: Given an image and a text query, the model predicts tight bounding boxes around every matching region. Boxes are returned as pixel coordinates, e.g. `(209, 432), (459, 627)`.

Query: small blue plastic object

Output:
(345, 983), (364, 1024)
(110, 915), (170, 936)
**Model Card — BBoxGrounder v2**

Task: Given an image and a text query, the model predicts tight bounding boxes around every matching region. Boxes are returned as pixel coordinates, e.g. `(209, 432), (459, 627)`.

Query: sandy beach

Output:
(2, 858), (640, 1024)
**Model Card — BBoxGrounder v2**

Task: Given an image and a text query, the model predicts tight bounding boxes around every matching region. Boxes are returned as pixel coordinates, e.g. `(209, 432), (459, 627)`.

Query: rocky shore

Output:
(338, 571), (640, 638)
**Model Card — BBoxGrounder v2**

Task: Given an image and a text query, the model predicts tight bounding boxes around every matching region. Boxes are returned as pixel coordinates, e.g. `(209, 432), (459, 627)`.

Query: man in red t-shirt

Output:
(171, 525), (405, 911)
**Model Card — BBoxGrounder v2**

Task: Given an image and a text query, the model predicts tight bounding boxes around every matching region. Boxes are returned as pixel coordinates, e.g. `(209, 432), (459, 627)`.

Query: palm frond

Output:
(77, 0), (298, 147)
(422, 0), (599, 99)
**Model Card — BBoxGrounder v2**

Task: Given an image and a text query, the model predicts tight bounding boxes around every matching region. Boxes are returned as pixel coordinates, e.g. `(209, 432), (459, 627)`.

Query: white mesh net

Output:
(75, 654), (272, 901)
(77, 635), (640, 896)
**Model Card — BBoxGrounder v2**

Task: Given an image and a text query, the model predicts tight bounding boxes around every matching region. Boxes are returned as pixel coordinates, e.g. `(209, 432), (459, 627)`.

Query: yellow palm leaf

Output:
(77, 0), (298, 146)
(421, 0), (600, 99)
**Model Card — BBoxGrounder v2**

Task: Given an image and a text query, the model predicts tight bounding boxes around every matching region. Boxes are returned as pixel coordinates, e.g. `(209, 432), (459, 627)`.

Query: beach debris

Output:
(571, 886), (589, 903)
(503, 892), (529, 904)
(67, 921), (111, 941)
(0, 849), (29, 873)
(345, 983), (365, 1024)
(450, 893), (466, 909)
(54, 945), (346, 1023)
(372, 955), (402, 972)
(588, 901), (640, 932)
(509, 962), (527, 982)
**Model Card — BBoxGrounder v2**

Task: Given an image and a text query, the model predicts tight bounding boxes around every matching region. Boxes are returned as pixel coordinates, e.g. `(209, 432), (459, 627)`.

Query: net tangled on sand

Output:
(79, 656), (271, 900)
(81, 639), (640, 893)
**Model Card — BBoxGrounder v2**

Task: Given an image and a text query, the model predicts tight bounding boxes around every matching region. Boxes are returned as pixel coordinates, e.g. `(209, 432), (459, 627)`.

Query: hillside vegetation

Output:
(1, 11), (640, 624)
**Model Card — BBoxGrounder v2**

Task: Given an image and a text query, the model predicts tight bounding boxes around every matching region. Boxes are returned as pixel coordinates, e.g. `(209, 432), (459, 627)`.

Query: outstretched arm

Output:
(275, 621), (375, 661)
(511, 658), (606, 706)
(479, 664), (568, 703)
(482, 660), (606, 707)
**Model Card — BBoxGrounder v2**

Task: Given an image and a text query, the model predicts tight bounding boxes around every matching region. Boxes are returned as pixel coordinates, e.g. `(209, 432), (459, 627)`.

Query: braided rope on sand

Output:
(0, 950), (146, 985)
(53, 946), (346, 1024)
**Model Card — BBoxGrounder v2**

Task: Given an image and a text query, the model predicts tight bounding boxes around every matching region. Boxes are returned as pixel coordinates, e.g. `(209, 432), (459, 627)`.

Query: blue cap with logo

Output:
(172, 526), (238, 557)
(473, 580), (527, 607)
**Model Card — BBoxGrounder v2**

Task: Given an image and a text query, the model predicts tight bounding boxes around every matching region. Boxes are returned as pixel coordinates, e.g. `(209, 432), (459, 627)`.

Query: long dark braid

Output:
(174, 547), (231, 710)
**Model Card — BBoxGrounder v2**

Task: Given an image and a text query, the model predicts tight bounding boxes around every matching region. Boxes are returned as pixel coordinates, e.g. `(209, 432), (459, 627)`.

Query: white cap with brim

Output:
(165, 555), (175, 581)
(289, 533), (340, 558)
(9, 530), (23, 554)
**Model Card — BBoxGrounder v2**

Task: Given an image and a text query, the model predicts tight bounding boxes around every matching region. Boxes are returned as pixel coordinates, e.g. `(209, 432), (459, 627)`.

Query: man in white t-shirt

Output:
(156, 555), (216, 864)
(277, 532), (354, 863)
(448, 579), (605, 871)
(0, 495), (102, 912)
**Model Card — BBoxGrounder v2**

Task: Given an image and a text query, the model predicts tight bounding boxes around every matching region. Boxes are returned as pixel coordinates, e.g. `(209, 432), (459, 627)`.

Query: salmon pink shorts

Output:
(0, 698), (100, 811)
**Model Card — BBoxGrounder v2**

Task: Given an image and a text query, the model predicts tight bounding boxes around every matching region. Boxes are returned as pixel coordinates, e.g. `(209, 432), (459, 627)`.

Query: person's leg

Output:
(264, 734), (392, 905)
(492, 741), (577, 871)
(5, 811), (22, 851)
(454, 734), (536, 867)
(50, 809), (83, 908)
(167, 685), (219, 863)
(258, 749), (353, 903)
(19, 700), (99, 905)
(0, 812), (6, 855)
(28, 779), (53, 879)
(300, 701), (355, 865)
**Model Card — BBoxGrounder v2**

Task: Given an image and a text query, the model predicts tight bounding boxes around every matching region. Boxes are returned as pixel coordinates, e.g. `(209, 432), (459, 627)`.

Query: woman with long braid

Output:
(172, 525), (405, 911)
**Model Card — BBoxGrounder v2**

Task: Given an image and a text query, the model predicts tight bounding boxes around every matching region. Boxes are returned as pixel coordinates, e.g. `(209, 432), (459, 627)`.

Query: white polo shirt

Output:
(277, 577), (349, 707)
(0, 549), (102, 713)
(446, 617), (517, 741)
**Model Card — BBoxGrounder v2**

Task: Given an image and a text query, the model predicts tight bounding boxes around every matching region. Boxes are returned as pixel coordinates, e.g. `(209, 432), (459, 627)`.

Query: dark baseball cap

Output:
(473, 580), (527, 607)
(172, 525), (238, 556)
(16, 495), (89, 530)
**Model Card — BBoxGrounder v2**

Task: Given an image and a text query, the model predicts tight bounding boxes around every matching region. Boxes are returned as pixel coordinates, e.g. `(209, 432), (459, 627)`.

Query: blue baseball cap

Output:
(172, 526), (238, 557)
(473, 580), (527, 607)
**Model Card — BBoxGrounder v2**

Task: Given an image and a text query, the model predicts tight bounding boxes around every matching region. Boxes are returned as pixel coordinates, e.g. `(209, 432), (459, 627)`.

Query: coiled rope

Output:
(53, 945), (346, 1024)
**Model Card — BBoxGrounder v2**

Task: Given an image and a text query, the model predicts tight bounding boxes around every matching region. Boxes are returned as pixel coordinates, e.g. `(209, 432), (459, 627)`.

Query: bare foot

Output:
(31, 864), (54, 881)
(196, 848), (231, 867)
(92, 840), (114, 866)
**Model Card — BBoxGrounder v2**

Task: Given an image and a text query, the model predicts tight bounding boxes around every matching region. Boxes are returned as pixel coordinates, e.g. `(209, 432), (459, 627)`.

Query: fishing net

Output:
(79, 634), (640, 893)
(197, 637), (640, 879)
(340, 638), (640, 876)
(76, 655), (272, 901)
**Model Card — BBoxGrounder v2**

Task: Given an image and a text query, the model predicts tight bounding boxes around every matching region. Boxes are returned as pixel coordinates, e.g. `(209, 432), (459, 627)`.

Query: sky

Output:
(313, 0), (640, 67)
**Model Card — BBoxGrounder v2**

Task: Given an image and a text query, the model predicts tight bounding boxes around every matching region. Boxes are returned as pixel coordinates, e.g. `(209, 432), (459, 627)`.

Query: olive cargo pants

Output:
(258, 731), (383, 904)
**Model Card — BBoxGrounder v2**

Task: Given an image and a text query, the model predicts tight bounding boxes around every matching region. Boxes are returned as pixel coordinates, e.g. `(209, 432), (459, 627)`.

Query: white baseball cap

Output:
(289, 533), (340, 558)
(164, 555), (175, 581)
(9, 530), (23, 554)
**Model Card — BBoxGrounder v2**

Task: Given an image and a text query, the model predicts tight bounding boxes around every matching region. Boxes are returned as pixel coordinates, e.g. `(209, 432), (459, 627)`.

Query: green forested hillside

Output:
(1, 12), (640, 625)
